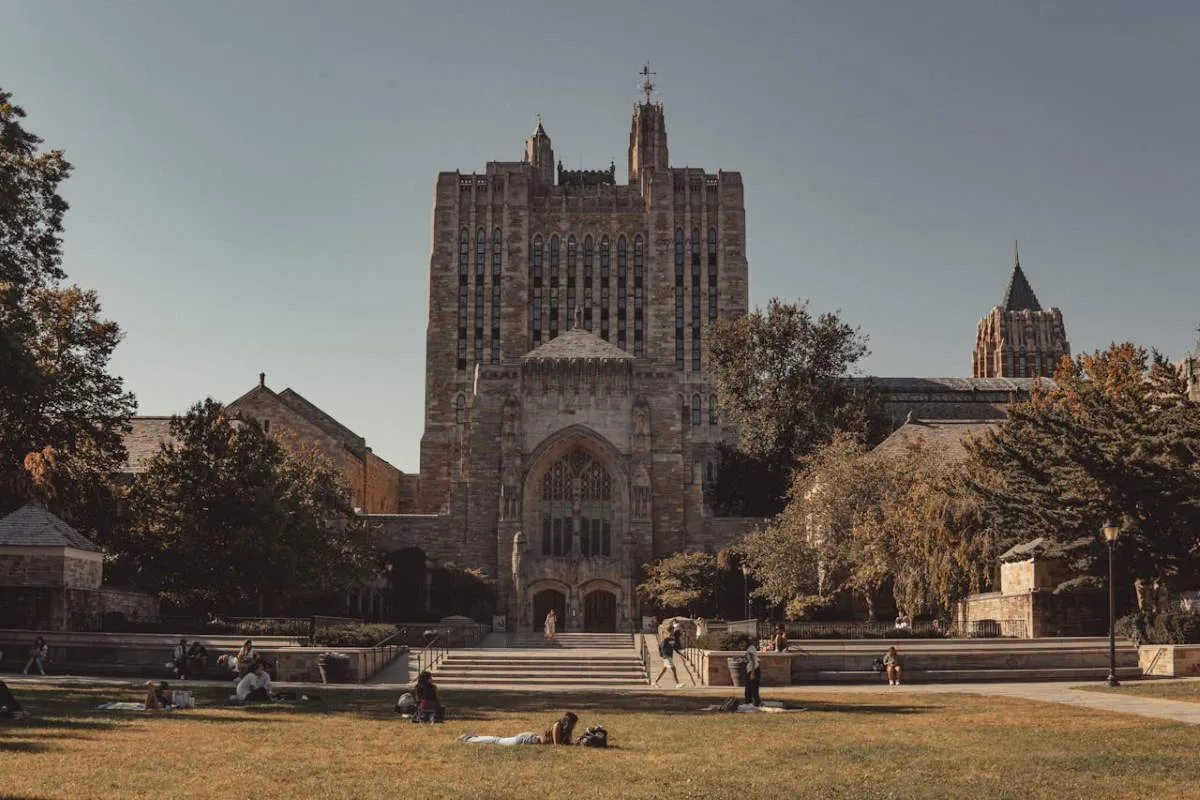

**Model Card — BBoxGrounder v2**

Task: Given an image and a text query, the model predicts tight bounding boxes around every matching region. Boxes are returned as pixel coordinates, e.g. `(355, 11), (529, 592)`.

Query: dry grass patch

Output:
(2, 682), (1200, 799)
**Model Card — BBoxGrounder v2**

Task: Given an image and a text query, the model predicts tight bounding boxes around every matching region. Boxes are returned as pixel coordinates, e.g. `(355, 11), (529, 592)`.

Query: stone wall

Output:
(366, 452), (402, 514)
(958, 588), (1105, 638)
(0, 547), (101, 590)
(100, 588), (161, 624)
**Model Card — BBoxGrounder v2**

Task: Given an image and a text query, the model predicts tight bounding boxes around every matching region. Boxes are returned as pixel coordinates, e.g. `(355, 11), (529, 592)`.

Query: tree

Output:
(637, 552), (719, 614)
(0, 89), (134, 532)
(123, 400), (374, 614)
(704, 298), (878, 515)
(966, 343), (1200, 607)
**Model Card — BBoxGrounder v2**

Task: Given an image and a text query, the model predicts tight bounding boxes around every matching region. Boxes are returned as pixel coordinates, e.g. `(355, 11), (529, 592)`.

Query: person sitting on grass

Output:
(235, 661), (272, 704)
(457, 711), (578, 746)
(413, 670), (444, 722)
(883, 646), (903, 685)
(0, 679), (28, 720)
(144, 681), (174, 710)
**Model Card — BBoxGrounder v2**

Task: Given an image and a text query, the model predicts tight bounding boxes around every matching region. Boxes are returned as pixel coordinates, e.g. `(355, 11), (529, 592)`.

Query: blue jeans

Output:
(465, 732), (540, 745)
(23, 656), (45, 675)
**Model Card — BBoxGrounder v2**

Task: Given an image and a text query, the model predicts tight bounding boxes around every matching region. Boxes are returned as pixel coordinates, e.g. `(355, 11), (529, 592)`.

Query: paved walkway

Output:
(9, 673), (1200, 725)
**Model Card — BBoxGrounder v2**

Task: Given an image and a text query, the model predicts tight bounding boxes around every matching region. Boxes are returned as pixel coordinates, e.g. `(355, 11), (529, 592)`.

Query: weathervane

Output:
(639, 62), (656, 104)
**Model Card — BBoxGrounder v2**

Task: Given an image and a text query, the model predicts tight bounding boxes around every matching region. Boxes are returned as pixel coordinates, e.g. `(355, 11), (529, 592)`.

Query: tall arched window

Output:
(708, 394), (718, 425)
(633, 235), (645, 357)
(540, 450), (613, 558)
(491, 229), (502, 362)
(583, 236), (595, 331)
(549, 235), (561, 339)
(707, 227), (718, 321)
(457, 229), (469, 371)
(600, 237), (614, 341)
(616, 235), (628, 350)
(674, 229), (685, 368)
(691, 394), (702, 426)
(531, 235), (544, 346)
(566, 235), (578, 327)
(474, 229), (486, 364)
(691, 228), (702, 372)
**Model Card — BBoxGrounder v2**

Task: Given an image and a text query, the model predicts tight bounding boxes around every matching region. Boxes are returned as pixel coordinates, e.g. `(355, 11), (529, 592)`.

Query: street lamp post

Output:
(1102, 521), (1121, 687)
(741, 564), (751, 621)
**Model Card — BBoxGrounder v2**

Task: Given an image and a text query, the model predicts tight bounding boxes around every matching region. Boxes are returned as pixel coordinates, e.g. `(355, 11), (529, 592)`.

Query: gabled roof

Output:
(1002, 243), (1043, 312)
(999, 536), (1092, 563)
(872, 419), (998, 466)
(122, 417), (178, 474)
(0, 504), (101, 552)
(864, 377), (1057, 393)
(522, 327), (634, 362)
(275, 388), (366, 449)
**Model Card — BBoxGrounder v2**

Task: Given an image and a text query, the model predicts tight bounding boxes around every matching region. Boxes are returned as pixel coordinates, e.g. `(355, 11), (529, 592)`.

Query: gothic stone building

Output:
(973, 244), (1069, 379)
(372, 88), (762, 632)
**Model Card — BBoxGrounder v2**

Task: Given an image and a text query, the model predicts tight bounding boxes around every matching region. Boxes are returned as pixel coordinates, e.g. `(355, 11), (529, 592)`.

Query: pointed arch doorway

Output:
(532, 588), (566, 633)
(583, 590), (617, 632)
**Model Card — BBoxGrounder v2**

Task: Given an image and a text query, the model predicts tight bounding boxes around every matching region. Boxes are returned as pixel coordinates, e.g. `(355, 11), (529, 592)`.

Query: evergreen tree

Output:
(966, 343), (1200, 602)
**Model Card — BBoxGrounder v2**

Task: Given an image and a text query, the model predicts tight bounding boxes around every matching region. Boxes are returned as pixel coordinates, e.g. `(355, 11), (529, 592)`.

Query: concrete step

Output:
(497, 634), (634, 650)
(434, 676), (649, 687)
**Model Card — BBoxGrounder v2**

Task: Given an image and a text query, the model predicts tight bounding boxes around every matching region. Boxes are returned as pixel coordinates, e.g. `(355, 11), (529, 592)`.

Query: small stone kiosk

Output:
(0, 504), (157, 631)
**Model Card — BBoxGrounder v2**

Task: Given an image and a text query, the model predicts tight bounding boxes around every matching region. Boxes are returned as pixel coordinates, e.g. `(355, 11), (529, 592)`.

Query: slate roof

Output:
(522, 328), (634, 362)
(0, 504), (101, 551)
(275, 388), (365, 449)
(872, 419), (998, 466)
(999, 536), (1092, 563)
(122, 416), (178, 474)
(863, 377), (1057, 393)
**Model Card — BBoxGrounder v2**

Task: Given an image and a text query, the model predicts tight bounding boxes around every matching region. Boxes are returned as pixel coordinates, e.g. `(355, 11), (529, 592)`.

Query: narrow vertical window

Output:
(531, 235), (543, 346)
(457, 228), (469, 371)
(707, 227), (718, 321)
(474, 229), (486, 365)
(691, 228), (702, 372)
(600, 237), (614, 341)
(691, 394), (702, 426)
(491, 228), (502, 362)
(566, 235), (578, 328)
(634, 234), (645, 357)
(583, 236), (595, 331)
(549, 235), (560, 339)
(617, 235), (628, 350)
(708, 394), (718, 425)
(674, 229), (685, 368)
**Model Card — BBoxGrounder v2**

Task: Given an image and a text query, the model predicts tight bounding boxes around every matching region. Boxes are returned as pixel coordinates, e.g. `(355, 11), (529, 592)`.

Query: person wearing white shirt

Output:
(235, 662), (271, 703)
(743, 637), (762, 707)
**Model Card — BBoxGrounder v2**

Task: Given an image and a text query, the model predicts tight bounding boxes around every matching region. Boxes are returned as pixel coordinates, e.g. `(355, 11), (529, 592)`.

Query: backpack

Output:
(718, 698), (741, 713)
(658, 638), (674, 658)
(576, 725), (608, 747)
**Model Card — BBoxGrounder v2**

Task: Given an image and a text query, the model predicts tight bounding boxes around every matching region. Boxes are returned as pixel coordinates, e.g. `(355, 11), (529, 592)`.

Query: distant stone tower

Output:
(973, 244), (1070, 378)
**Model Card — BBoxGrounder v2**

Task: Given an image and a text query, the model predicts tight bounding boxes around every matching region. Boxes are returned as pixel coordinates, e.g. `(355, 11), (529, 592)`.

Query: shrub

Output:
(1116, 612), (1200, 645)
(695, 631), (751, 651)
(312, 623), (398, 648)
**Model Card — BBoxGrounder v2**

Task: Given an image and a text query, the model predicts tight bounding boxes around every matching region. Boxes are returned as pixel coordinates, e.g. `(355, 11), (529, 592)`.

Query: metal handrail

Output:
(414, 630), (450, 676)
(633, 623), (653, 685)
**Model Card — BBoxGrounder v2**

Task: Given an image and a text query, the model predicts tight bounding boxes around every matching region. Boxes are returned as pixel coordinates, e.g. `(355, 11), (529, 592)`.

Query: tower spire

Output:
(639, 62), (656, 105)
(1013, 239), (1020, 269)
(1001, 243), (1042, 312)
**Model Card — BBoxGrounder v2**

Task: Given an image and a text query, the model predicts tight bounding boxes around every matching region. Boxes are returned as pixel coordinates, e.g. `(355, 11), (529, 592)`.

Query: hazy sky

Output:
(3, 1), (1198, 470)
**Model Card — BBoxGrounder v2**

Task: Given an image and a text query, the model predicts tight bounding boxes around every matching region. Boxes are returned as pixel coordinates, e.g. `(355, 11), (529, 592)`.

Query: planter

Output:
(1138, 644), (1200, 677)
(726, 657), (746, 687)
(317, 652), (352, 684)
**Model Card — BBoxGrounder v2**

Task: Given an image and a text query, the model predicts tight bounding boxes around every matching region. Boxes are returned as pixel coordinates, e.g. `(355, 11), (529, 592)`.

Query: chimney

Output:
(259, 372), (266, 388)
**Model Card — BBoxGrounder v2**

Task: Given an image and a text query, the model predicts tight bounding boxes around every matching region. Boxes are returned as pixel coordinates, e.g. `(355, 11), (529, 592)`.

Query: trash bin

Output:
(726, 657), (747, 687)
(317, 652), (352, 684)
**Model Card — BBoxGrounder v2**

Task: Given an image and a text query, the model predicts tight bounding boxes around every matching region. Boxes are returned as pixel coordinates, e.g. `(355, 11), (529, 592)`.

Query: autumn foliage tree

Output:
(0, 88), (134, 535)
(637, 552), (720, 615)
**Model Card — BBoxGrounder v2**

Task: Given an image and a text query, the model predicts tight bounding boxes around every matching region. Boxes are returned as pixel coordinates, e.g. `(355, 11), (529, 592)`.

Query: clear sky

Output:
(3, 1), (1198, 470)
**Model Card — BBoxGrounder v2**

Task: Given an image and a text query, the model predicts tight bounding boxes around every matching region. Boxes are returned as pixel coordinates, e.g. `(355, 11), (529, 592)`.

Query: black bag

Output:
(576, 725), (608, 747)
(872, 658), (886, 673)
(718, 698), (741, 712)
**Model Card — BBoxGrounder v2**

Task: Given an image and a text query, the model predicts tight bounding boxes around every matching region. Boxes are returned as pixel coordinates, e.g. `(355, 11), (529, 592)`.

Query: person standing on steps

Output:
(653, 629), (684, 688)
(543, 609), (557, 640)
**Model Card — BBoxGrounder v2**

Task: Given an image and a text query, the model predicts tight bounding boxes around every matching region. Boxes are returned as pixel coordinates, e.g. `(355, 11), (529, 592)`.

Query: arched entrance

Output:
(583, 590), (617, 632)
(532, 588), (566, 632)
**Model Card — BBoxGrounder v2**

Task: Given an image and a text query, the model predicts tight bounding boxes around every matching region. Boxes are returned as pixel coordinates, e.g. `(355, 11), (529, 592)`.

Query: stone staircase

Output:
(432, 632), (648, 687)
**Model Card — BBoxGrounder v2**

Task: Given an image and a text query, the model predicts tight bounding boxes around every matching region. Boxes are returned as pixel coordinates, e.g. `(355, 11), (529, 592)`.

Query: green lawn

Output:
(1081, 678), (1200, 704)
(3, 681), (1200, 799)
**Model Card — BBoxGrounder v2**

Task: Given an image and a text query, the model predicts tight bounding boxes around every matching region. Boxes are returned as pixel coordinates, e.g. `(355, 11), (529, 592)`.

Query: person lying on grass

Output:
(457, 711), (578, 745)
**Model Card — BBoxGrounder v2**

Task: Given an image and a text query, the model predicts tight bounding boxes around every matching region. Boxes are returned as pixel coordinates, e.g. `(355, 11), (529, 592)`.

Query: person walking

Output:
(653, 629), (684, 688)
(743, 636), (762, 707)
(22, 636), (48, 676)
(543, 609), (557, 640)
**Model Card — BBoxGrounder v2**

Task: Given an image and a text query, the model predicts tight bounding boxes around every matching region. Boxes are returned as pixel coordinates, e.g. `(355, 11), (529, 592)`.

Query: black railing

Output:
(415, 631), (448, 676)
(633, 623), (653, 685)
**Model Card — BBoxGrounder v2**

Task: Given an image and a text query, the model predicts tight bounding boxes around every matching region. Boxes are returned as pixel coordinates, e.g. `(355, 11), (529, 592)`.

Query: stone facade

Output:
(1178, 341), (1200, 402)
(972, 245), (1070, 378)
(379, 89), (759, 632)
